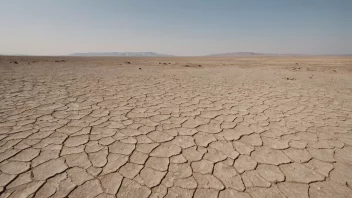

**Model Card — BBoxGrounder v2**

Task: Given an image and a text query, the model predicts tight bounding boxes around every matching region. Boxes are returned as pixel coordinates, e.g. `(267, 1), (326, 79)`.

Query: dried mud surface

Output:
(0, 56), (352, 198)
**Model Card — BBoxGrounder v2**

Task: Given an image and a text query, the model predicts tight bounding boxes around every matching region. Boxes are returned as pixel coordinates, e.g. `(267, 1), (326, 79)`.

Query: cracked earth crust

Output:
(1, 56), (352, 198)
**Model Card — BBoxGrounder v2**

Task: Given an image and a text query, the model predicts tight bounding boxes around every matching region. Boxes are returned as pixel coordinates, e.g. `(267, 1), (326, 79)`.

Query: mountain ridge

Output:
(206, 52), (311, 57)
(70, 52), (172, 57)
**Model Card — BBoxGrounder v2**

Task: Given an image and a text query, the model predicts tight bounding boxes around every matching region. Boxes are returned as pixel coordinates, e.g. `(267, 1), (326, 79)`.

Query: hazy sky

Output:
(1, 0), (351, 56)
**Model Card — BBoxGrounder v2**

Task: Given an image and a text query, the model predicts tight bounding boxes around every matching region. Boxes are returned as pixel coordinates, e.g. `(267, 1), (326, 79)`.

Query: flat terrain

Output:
(0, 56), (352, 198)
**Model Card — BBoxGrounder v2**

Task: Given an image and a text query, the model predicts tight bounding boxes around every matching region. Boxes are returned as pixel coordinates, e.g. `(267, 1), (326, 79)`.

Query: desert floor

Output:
(0, 56), (352, 198)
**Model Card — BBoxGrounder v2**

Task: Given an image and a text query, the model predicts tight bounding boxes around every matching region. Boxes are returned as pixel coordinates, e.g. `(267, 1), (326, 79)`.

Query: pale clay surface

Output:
(0, 56), (352, 198)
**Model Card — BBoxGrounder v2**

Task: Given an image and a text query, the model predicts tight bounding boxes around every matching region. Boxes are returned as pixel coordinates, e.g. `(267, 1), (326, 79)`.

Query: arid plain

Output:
(0, 56), (352, 198)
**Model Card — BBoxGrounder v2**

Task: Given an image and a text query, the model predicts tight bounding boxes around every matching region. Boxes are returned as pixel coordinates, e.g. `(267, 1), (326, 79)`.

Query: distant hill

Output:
(70, 52), (172, 57)
(206, 52), (311, 57)
(321, 54), (352, 56)
(207, 52), (266, 57)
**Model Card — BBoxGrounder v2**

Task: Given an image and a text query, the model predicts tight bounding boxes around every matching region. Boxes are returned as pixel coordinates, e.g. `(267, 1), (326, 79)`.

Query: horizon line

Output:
(1, 51), (352, 57)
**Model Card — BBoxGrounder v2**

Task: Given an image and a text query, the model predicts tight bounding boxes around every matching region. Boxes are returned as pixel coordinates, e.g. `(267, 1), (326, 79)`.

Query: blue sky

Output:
(0, 0), (351, 56)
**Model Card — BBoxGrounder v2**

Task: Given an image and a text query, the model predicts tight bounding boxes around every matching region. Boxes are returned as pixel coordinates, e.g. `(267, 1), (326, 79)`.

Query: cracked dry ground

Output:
(0, 57), (352, 198)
